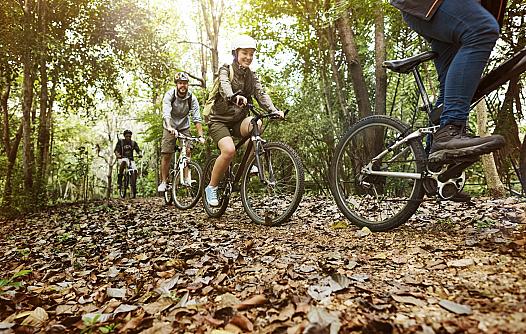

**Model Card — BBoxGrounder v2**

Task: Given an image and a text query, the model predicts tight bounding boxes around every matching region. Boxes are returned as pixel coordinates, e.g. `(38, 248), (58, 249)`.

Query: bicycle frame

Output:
(170, 135), (199, 183)
(221, 112), (279, 192)
(366, 47), (526, 181)
(362, 125), (438, 180)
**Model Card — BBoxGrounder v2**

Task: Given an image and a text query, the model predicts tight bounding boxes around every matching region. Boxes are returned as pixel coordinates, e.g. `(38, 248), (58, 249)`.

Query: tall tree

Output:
(199, 0), (224, 79)
(335, 2), (372, 119)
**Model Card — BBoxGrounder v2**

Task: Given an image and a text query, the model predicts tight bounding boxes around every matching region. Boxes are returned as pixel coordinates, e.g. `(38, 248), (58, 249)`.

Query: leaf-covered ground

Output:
(1, 195), (525, 333)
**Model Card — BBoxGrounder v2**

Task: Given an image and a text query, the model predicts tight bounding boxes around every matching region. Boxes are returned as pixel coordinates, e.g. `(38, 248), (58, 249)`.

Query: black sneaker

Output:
(428, 124), (505, 163)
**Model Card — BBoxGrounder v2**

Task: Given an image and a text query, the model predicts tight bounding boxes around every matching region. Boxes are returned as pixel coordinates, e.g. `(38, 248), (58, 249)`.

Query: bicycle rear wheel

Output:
(202, 156), (230, 218)
(330, 115), (426, 231)
(173, 161), (203, 209)
(241, 142), (305, 226)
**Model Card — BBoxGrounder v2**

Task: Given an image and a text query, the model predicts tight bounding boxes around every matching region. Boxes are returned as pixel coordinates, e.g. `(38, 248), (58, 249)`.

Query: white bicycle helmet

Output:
(231, 35), (257, 51)
(174, 72), (190, 82)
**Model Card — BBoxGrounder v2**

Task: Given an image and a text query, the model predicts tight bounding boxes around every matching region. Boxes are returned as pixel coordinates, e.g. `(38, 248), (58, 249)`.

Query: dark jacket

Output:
(390, 0), (507, 26)
(114, 139), (140, 160)
(390, 0), (442, 21)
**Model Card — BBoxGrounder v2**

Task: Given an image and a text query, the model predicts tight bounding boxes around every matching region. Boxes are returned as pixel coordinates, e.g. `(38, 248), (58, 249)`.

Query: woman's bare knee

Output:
(218, 137), (236, 160)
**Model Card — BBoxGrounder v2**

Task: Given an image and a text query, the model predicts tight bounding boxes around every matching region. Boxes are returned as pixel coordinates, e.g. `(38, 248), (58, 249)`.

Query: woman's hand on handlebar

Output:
(231, 95), (247, 107)
(270, 109), (285, 119)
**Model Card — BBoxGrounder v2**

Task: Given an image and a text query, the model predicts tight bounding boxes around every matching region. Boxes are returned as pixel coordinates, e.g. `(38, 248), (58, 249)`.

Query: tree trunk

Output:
(326, 25), (348, 127)
(200, 0), (224, 79)
(493, 76), (521, 186)
(1, 75), (24, 208)
(198, 9), (208, 89)
(22, 0), (35, 192)
(36, 0), (49, 202)
(335, 6), (372, 119)
(374, 4), (387, 115)
(475, 100), (505, 197)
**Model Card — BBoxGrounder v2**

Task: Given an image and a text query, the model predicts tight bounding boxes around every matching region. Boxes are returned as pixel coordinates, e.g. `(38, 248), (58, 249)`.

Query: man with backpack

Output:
(158, 72), (205, 193)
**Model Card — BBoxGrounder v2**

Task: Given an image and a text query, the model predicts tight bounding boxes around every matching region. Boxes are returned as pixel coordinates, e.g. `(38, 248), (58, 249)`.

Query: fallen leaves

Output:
(0, 196), (524, 333)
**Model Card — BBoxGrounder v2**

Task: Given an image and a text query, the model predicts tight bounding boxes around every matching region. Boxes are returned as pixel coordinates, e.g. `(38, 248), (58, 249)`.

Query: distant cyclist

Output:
(114, 129), (142, 197)
(158, 72), (205, 193)
(203, 35), (283, 207)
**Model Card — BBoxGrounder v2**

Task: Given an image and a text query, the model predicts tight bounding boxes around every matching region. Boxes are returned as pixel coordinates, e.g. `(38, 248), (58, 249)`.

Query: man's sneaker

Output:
(205, 185), (219, 206)
(428, 124), (505, 163)
(157, 182), (167, 192)
(249, 165), (259, 175)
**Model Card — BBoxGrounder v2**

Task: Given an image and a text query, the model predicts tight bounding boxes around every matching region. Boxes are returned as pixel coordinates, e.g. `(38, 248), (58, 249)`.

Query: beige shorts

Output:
(161, 128), (192, 154)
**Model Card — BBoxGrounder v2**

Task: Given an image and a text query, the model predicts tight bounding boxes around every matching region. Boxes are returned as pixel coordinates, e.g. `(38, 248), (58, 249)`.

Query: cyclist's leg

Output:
(403, 0), (499, 124)
(210, 137), (235, 187)
(402, 0), (503, 160)
(206, 122), (237, 206)
(159, 129), (176, 191)
(130, 161), (138, 197)
(117, 159), (126, 188)
(238, 116), (262, 137)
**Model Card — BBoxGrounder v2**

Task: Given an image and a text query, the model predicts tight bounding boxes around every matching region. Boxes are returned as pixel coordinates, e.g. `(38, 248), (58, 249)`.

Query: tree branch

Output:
(177, 40), (212, 51)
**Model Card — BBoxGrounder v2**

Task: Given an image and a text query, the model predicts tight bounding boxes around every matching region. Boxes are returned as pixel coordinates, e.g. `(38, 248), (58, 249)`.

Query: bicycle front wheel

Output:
(119, 174), (129, 199)
(163, 179), (174, 205)
(202, 156), (230, 218)
(173, 161), (203, 209)
(330, 115), (426, 231)
(241, 142), (305, 226)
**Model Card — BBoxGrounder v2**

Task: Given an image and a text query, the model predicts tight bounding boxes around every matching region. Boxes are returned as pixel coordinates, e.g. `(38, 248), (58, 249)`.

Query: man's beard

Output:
(177, 88), (187, 97)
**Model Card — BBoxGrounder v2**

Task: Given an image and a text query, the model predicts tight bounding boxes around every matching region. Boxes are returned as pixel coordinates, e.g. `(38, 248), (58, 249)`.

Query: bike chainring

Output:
(423, 159), (478, 199)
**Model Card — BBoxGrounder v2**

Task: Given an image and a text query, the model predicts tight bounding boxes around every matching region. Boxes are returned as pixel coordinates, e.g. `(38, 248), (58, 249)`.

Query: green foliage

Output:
(0, 269), (32, 294)
(1, 0), (525, 210)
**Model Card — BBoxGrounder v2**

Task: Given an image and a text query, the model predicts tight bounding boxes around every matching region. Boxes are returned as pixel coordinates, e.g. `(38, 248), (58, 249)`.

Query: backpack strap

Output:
(170, 88), (193, 115)
(229, 64), (234, 81)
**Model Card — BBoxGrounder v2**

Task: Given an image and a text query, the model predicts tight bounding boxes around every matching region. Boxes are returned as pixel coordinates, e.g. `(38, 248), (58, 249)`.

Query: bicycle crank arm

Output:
(437, 159), (478, 182)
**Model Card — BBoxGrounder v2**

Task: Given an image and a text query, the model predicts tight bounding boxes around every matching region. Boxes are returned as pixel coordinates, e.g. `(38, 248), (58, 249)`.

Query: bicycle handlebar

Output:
(247, 103), (289, 121)
(174, 133), (202, 142)
(230, 91), (289, 120)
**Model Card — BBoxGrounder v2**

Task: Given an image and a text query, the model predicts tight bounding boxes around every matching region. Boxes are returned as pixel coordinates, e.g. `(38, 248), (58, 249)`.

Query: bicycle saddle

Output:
(383, 51), (438, 73)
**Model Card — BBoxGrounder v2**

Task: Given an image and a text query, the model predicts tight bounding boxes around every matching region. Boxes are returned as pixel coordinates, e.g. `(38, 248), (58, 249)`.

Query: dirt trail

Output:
(0, 196), (525, 333)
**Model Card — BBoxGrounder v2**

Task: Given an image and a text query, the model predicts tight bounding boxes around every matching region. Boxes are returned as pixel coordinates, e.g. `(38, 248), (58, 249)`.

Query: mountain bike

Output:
(163, 134), (203, 209)
(330, 47), (526, 232)
(202, 106), (305, 226)
(119, 157), (139, 199)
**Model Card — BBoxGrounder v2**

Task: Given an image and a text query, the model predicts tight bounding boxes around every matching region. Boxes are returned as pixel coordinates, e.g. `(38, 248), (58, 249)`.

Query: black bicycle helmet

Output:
(123, 129), (132, 136)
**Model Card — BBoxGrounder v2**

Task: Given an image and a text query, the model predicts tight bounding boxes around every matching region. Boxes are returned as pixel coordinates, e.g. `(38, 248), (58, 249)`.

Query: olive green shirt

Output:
(209, 62), (278, 123)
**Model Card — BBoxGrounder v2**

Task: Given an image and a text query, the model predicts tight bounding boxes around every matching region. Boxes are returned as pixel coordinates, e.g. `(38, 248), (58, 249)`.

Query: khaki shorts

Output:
(161, 128), (192, 154)
(208, 119), (244, 144)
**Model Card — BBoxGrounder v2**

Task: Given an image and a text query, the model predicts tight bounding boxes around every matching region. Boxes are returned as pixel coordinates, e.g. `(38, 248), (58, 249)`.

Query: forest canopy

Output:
(1, 0), (525, 214)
